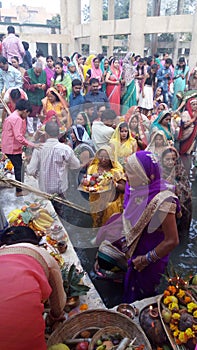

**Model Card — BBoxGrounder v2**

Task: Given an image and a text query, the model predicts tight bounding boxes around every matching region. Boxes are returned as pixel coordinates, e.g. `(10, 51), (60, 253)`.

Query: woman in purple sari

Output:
(96, 151), (180, 303)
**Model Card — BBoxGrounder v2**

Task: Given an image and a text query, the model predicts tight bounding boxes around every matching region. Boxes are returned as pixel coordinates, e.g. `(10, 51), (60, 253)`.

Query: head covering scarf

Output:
(124, 151), (175, 227)
(43, 110), (61, 126)
(110, 59), (122, 80)
(75, 111), (91, 137)
(72, 53), (84, 82)
(186, 97), (197, 117)
(90, 57), (103, 81)
(122, 52), (136, 86)
(146, 130), (168, 159)
(72, 124), (90, 143)
(44, 87), (69, 110)
(129, 113), (148, 145)
(100, 57), (110, 74)
(151, 110), (173, 141)
(161, 146), (192, 207)
(125, 105), (139, 122)
(110, 122), (136, 163)
(83, 54), (96, 78)
(88, 144), (124, 180)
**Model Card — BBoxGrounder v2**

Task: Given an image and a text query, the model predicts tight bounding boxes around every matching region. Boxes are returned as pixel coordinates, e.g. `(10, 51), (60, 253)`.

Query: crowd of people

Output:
(0, 25), (196, 349)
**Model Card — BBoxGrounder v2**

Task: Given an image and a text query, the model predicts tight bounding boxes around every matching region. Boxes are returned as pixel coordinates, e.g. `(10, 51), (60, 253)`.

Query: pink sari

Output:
(106, 62), (122, 115)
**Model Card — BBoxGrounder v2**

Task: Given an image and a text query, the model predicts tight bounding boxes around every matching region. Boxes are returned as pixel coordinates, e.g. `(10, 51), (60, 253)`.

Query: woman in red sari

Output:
(106, 58), (122, 116)
(178, 97), (197, 175)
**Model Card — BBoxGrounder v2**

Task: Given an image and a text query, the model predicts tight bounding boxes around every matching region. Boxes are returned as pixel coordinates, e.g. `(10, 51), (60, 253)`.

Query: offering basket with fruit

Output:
(78, 172), (113, 193)
(47, 309), (151, 349)
(158, 281), (197, 350)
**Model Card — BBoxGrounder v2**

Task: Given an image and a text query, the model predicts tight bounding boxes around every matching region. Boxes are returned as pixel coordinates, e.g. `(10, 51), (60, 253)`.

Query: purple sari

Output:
(44, 66), (55, 89)
(96, 151), (180, 303)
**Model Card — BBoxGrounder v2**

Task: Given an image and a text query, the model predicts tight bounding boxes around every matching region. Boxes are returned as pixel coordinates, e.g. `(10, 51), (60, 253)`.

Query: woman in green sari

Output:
(121, 52), (137, 115)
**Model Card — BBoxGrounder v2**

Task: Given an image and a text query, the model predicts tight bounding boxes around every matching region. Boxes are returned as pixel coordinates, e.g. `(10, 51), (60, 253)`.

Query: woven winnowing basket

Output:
(89, 326), (130, 350)
(47, 309), (152, 349)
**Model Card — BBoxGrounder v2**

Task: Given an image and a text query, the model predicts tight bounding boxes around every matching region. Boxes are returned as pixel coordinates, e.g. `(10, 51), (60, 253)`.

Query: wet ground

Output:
(56, 173), (197, 308)
(1, 171), (197, 309)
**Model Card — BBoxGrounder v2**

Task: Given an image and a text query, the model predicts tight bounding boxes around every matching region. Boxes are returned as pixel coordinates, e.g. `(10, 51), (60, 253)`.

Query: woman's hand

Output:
(132, 255), (148, 272)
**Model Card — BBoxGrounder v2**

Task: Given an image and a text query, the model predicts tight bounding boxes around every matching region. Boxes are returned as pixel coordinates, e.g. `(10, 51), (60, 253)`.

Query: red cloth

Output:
(0, 255), (51, 350)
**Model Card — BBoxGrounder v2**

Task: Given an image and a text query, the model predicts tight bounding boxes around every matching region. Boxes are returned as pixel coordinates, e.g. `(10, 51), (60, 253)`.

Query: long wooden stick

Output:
(0, 93), (11, 115)
(0, 176), (90, 214)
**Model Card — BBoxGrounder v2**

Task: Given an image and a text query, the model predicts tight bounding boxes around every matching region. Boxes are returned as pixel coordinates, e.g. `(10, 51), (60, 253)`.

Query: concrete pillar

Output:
(128, 0), (147, 55)
(60, 0), (81, 55)
(48, 43), (52, 56)
(89, 0), (102, 54)
(189, 7), (197, 69)
(108, 0), (115, 57)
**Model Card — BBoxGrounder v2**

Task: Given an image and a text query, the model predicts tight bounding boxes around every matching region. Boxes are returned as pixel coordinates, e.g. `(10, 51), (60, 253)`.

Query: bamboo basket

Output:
(89, 326), (130, 350)
(47, 309), (152, 349)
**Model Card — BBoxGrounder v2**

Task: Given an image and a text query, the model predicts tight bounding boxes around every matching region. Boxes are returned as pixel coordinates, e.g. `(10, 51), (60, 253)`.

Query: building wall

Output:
(60, 0), (197, 68)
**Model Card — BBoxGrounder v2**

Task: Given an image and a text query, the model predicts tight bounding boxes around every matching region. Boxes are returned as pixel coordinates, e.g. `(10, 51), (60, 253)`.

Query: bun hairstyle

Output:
(0, 226), (41, 246)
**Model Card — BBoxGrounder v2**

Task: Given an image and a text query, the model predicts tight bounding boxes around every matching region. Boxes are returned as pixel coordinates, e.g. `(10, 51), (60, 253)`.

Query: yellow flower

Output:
(192, 324), (197, 331)
(176, 289), (185, 298)
(173, 329), (180, 337)
(178, 331), (188, 344)
(193, 310), (197, 318)
(187, 302), (197, 313)
(164, 296), (178, 305)
(172, 313), (181, 320)
(170, 323), (178, 331)
(185, 328), (195, 339)
(168, 302), (179, 311)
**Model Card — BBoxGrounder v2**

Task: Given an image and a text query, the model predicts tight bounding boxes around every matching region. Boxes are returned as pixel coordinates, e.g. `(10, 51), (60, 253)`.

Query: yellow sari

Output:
(110, 123), (137, 167)
(87, 145), (126, 228)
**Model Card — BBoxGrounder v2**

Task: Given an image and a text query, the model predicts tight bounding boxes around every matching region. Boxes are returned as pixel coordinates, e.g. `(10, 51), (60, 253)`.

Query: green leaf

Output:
(21, 210), (33, 224)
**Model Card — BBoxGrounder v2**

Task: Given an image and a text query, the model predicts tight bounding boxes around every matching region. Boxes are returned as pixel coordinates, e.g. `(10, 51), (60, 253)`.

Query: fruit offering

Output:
(80, 172), (113, 193)
(160, 285), (197, 349)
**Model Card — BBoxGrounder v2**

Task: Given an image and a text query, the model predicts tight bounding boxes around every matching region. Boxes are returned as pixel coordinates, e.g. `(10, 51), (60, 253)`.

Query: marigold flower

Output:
(172, 313), (181, 320)
(192, 324), (197, 331)
(177, 289), (185, 298)
(170, 323), (178, 331)
(185, 328), (194, 339)
(173, 329), (179, 337)
(168, 302), (179, 311)
(178, 331), (188, 343)
(184, 296), (191, 303)
(163, 290), (170, 296)
(168, 285), (177, 294)
(187, 302), (197, 313)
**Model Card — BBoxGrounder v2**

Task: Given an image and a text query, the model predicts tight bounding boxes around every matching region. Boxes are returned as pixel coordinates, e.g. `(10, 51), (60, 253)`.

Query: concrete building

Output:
(60, 0), (197, 68)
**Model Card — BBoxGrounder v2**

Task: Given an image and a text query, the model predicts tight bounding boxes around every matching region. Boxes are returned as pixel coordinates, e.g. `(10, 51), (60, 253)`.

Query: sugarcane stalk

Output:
(0, 176), (89, 214)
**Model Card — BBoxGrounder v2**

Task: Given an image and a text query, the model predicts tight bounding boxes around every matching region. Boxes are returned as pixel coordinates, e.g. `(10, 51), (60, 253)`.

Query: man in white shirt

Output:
(27, 121), (80, 197)
(92, 109), (116, 150)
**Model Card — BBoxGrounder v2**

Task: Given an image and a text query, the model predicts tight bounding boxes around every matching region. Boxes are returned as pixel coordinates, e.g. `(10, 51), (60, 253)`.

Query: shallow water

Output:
(59, 178), (197, 308)
(1, 174), (196, 308)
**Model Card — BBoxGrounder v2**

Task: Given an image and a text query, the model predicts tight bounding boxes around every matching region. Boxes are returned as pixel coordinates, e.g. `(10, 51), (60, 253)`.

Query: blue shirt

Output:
(69, 92), (85, 120)
(156, 66), (172, 92)
(84, 90), (110, 108)
(0, 65), (22, 92)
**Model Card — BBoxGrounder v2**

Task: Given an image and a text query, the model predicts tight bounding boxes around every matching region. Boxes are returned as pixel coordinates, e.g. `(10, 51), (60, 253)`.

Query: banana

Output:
(38, 209), (54, 223)
(32, 219), (47, 232)
(35, 218), (52, 228)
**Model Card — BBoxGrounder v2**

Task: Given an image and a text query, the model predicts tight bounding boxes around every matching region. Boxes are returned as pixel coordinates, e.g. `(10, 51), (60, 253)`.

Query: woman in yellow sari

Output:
(87, 145), (126, 228)
(110, 122), (137, 167)
(42, 87), (72, 127)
